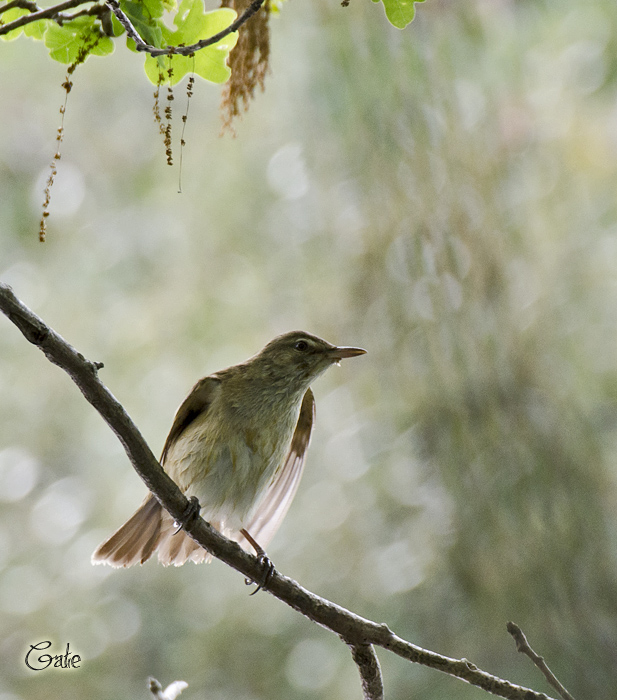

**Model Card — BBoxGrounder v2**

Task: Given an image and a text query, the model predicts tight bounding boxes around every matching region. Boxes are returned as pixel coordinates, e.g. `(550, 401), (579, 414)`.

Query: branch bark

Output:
(0, 0), (264, 53)
(0, 0), (39, 15)
(507, 622), (575, 700)
(350, 643), (384, 700)
(105, 0), (265, 57)
(0, 282), (559, 700)
(0, 0), (89, 35)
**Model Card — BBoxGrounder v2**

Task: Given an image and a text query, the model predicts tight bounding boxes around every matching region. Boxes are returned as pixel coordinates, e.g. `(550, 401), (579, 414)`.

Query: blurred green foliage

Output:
(2, 0), (617, 698)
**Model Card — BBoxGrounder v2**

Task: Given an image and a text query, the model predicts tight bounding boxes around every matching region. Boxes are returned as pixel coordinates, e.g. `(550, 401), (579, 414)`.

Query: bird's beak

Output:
(328, 345), (367, 361)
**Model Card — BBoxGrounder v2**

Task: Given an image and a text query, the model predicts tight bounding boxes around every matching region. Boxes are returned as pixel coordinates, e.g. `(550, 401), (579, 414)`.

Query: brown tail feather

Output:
(92, 496), (163, 568)
(155, 514), (213, 566)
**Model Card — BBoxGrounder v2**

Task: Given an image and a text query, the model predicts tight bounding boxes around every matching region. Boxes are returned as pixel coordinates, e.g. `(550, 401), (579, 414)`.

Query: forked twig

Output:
(507, 622), (575, 700)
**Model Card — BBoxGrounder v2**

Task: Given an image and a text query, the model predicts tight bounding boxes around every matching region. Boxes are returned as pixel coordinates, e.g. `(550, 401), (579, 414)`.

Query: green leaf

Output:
(121, 0), (164, 47)
(379, 0), (424, 30)
(44, 17), (114, 64)
(1, 7), (25, 40)
(170, 0), (228, 43)
(143, 0), (237, 85)
(1, 6), (50, 42)
(23, 18), (48, 40)
(141, 0), (167, 18)
(0, 7), (35, 40)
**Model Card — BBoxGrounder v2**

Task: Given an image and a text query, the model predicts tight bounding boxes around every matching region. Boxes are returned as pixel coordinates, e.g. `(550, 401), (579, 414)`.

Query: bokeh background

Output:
(2, 0), (617, 697)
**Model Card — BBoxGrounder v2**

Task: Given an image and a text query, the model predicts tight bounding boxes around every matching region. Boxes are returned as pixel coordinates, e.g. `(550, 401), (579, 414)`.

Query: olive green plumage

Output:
(92, 331), (365, 568)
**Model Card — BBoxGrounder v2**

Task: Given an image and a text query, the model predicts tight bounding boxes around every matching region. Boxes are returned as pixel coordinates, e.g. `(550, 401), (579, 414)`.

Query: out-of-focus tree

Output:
(308, 1), (617, 696)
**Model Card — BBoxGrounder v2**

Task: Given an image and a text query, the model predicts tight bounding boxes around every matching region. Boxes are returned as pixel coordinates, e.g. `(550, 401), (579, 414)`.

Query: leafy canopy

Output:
(139, 0), (238, 85)
(1, 0), (422, 85)
(1, 0), (238, 85)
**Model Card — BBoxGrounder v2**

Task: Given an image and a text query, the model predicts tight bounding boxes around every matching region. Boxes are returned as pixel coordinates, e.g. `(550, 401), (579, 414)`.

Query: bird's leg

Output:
(241, 528), (275, 595)
(173, 496), (201, 535)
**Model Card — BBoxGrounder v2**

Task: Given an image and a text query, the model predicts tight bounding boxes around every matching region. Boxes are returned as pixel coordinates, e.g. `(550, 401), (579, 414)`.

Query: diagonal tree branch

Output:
(0, 281), (559, 700)
(0, 0), (90, 34)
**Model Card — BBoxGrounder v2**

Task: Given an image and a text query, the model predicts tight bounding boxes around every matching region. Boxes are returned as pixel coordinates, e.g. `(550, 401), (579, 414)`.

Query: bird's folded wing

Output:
(160, 375), (221, 463)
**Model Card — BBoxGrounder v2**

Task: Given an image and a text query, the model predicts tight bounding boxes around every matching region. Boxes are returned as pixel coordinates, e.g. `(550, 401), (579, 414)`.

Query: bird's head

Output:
(253, 331), (366, 393)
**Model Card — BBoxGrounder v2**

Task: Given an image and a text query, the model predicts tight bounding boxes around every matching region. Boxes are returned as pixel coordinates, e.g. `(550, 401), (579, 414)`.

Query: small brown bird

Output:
(92, 331), (366, 568)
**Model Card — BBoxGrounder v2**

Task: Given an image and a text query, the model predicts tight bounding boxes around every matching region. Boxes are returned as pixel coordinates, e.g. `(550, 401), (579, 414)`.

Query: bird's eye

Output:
(294, 340), (310, 352)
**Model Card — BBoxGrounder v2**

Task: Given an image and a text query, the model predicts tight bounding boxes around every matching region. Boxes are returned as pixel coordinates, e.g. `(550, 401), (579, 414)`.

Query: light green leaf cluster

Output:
(139, 0), (238, 85)
(373, 0), (424, 29)
(0, 7), (47, 41)
(2, 0), (423, 86)
(1, 10), (112, 63)
(44, 17), (114, 63)
(1, 0), (236, 84)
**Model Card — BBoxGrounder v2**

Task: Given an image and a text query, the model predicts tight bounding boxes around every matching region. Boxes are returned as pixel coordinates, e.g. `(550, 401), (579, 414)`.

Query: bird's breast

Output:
(162, 396), (302, 528)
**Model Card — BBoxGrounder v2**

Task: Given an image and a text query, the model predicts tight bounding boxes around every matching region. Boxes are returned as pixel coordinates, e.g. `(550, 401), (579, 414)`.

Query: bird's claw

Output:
(245, 552), (275, 595)
(173, 496), (201, 535)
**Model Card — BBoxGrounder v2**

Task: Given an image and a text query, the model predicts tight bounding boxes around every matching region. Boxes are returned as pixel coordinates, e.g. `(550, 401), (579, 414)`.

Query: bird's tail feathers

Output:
(155, 514), (212, 565)
(92, 495), (163, 568)
(93, 497), (238, 567)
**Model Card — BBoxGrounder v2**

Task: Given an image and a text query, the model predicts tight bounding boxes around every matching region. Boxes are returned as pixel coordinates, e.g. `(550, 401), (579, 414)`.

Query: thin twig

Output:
(507, 622), (576, 700)
(0, 0), (89, 34)
(105, 0), (265, 57)
(57, 4), (108, 23)
(148, 678), (166, 700)
(0, 0), (263, 55)
(349, 644), (384, 700)
(0, 0), (39, 16)
(0, 282), (560, 700)
(148, 677), (189, 700)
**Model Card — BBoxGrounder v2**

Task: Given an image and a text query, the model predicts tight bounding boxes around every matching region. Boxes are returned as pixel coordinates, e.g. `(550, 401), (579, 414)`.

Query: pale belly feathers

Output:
(162, 403), (299, 531)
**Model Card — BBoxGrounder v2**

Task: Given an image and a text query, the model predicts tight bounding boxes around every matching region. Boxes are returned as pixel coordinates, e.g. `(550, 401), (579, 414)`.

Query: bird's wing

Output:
(241, 388), (315, 549)
(160, 375), (221, 464)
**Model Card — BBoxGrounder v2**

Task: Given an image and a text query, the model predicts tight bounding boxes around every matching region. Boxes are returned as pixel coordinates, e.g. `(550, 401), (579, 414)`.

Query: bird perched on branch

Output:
(92, 331), (366, 569)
